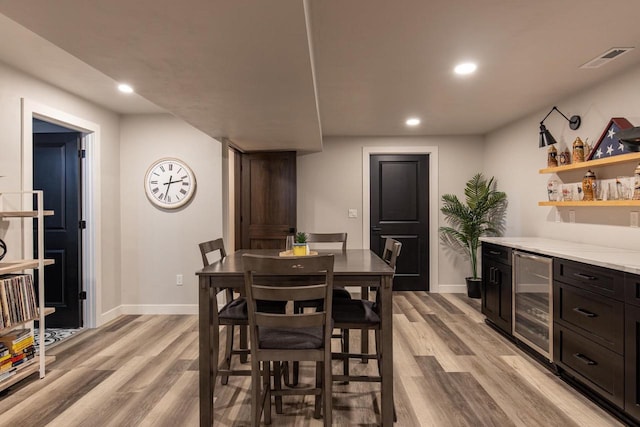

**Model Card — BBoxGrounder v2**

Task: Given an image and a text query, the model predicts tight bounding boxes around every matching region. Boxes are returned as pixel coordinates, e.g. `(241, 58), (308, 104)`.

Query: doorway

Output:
(362, 146), (440, 293)
(21, 98), (100, 329)
(370, 154), (429, 291)
(33, 119), (83, 328)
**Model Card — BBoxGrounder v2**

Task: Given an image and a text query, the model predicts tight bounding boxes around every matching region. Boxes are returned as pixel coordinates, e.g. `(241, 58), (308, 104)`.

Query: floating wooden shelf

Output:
(539, 152), (640, 174)
(539, 200), (640, 207)
(0, 210), (54, 218)
(0, 259), (55, 275)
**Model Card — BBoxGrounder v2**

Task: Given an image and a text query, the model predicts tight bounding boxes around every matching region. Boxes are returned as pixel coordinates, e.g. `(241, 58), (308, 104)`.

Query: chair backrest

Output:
(243, 254), (335, 350)
(199, 238), (227, 267)
(381, 238), (402, 269)
(306, 232), (347, 251)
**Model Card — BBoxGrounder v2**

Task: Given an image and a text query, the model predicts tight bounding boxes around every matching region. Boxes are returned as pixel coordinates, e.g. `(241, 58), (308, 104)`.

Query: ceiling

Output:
(0, 0), (639, 153)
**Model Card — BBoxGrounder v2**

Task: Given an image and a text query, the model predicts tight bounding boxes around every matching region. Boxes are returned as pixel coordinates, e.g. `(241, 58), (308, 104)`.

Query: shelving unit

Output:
(539, 152), (640, 206)
(0, 191), (55, 391)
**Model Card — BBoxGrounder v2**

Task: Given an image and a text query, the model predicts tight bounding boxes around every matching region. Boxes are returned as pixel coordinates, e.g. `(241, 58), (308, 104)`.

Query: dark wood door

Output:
(370, 154), (429, 291)
(34, 132), (83, 328)
(240, 152), (296, 249)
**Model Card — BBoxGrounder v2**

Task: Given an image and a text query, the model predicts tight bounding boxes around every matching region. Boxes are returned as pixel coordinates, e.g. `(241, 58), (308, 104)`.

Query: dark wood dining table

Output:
(196, 248), (396, 426)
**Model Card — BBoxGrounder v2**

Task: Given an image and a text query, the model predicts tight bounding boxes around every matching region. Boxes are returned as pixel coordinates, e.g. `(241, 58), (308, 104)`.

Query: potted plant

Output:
(293, 232), (309, 256)
(439, 173), (507, 298)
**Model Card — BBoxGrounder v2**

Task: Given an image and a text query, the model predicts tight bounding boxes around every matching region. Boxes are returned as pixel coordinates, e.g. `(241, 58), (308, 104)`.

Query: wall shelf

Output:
(539, 200), (640, 207)
(539, 152), (640, 174)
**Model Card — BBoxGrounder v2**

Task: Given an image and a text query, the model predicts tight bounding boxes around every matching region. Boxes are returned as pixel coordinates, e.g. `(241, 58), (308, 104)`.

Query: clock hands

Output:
(162, 176), (184, 201)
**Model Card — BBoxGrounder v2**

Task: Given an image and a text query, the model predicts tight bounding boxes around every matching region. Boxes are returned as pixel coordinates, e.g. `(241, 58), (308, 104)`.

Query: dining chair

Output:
(243, 254), (335, 427)
(293, 232), (351, 384)
(199, 238), (250, 385)
(331, 237), (401, 419)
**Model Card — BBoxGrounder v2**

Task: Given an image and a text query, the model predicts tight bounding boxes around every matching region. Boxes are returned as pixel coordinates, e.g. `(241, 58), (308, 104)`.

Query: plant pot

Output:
(292, 243), (308, 256)
(465, 277), (482, 299)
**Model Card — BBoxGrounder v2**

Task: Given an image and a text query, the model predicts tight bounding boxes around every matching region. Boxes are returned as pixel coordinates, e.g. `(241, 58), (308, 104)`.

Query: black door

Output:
(370, 154), (429, 291)
(34, 132), (83, 328)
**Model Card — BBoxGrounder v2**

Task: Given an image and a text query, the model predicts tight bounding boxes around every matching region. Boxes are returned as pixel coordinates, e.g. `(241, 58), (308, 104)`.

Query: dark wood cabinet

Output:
(625, 273), (640, 422)
(481, 243), (512, 335)
(553, 258), (625, 409)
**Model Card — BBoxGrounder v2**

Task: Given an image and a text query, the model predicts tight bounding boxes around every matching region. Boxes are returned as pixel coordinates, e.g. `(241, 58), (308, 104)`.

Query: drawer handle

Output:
(572, 307), (596, 318)
(489, 251), (501, 255)
(573, 273), (597, 281)
(573, 353), (597, 366)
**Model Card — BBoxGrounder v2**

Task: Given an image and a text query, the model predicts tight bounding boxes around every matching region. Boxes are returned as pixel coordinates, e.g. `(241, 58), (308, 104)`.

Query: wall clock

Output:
(144, 157), (196, 209)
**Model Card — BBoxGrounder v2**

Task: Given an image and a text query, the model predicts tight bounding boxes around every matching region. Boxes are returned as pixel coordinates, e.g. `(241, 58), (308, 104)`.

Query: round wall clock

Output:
(144, 157), (196, 209)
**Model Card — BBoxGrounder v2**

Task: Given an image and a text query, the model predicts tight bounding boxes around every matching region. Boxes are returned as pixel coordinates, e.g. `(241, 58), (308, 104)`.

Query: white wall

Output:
(297, 135), (485, 289)
(119, 114), (223, 313)
(485, 64), (640, 250)
(0, 61), (122, 324)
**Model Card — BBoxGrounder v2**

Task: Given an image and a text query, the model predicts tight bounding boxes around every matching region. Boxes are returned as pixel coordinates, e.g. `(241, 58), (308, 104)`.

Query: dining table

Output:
(196, 248), (396, 426)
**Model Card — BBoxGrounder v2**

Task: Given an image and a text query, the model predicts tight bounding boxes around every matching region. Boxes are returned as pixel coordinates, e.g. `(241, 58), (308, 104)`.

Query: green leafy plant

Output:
(295, 232), (308, 244)
(439, 173), (507, 280)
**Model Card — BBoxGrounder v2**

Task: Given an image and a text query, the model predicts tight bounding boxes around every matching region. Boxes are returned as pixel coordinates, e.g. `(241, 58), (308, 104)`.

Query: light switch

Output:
(631, 211), (639, 228)
(348, 208), (358, 218)
(569, 210), (576, 223)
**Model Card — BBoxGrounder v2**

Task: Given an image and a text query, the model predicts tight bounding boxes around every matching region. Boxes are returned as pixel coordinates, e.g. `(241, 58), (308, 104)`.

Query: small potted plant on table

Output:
(439, 173), (507, 298)
(293, 232), (309, 256)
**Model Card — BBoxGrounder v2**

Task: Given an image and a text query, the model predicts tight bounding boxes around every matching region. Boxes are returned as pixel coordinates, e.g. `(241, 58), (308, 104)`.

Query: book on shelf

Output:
(0, 328), (31, 343)
(0, 274), (38, 329)
(0, 367), (16, 382)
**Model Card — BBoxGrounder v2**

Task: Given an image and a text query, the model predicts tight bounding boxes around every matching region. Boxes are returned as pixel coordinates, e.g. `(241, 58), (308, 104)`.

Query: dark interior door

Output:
(34, 132), (83, 328)
(370, 154), (429, 291)
(240, 151), (296, 249)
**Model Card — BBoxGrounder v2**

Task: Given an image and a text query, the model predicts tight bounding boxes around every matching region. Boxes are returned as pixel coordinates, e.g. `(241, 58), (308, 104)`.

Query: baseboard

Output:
(118, 304), (199, 315)
(99, 305), (123, 326)
(437, 283), (466, 293)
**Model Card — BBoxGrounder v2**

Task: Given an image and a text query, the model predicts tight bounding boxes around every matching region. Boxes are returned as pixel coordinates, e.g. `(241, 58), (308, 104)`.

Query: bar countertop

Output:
(480, 236), (640, 275)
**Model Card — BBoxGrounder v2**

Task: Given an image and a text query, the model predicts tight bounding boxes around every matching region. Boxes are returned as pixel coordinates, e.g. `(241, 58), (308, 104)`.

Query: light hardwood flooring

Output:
(0, 293), (623, 426)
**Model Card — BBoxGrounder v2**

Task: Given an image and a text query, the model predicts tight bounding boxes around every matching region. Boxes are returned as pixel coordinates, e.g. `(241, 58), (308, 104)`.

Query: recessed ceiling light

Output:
(454, 62), (477, 75)
(118, 83), (134, 94)
(406, 118), (421, 126)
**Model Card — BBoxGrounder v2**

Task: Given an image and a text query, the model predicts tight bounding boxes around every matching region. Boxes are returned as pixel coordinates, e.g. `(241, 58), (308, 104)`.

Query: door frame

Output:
(21, 98), (101, 328)
(362, 146), (439, 293)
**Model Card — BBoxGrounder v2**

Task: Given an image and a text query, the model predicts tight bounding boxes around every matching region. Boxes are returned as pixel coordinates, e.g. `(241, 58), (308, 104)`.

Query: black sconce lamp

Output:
(539, 106), (581, 148)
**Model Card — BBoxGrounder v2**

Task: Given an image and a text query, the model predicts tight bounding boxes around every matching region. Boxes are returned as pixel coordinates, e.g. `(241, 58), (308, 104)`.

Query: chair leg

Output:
(239, 325), (248, 363)
(251, 357), (262, 427)
(273, 361), (283, 414)
(323, 358), (333, 426)
(263, 361), (272, 425)
(342, 329), (350, 383)
(361, 287), (370, 364)
(375, 329), (397, 422)
(291, 361), (299, 386)
(221, 324), (233, 385)
(314, 361), (322, 419)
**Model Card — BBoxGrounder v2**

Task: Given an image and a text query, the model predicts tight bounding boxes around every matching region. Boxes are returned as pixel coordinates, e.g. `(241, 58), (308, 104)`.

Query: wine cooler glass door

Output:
(512, 251), (553, 361)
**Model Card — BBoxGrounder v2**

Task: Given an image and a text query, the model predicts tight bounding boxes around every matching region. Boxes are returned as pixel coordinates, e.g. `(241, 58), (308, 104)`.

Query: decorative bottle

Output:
(582, 170), (596, 201)
(572, 137), (585, 163)
(547, 145), (558, 167)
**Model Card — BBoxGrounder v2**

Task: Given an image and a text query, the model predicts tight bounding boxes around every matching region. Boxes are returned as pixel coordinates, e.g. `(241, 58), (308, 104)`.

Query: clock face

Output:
(144, 158), (196, 209)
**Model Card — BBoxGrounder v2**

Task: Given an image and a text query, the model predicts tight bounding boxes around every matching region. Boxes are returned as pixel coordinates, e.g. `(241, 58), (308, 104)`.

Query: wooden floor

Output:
(0, 293), (623, 426)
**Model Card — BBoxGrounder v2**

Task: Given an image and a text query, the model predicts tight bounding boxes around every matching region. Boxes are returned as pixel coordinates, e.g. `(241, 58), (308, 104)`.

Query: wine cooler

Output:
(512, 251), (553, 361)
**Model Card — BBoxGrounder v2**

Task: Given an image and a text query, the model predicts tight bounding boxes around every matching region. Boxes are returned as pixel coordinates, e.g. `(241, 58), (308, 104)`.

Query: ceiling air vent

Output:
(580, 47), (634, 69)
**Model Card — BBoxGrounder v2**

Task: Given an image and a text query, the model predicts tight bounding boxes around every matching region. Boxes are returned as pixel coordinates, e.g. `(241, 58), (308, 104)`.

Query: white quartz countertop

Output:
(480, 237), (640, 275)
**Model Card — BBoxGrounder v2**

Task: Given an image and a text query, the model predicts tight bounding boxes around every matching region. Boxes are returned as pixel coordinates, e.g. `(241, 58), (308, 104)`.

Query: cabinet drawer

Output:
(554, 325), (624, 408)
(554, 282), (623, 353)
(626, 273), (640, 307)
(482, 243), (511, 266)
(554, 258), (624, 301)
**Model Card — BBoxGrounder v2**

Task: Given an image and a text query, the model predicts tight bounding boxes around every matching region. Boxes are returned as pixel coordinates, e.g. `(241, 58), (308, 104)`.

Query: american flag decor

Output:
(587, 117), (634, 160)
